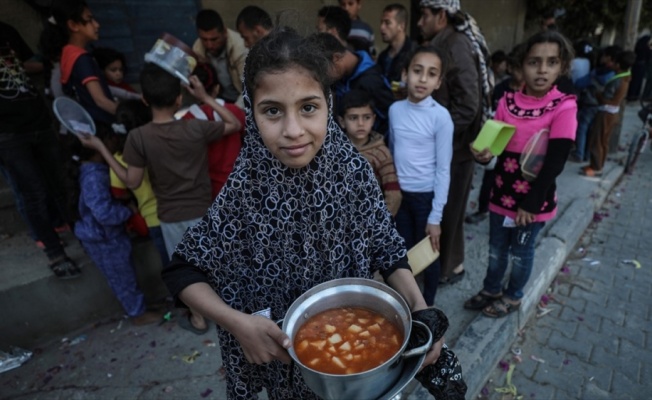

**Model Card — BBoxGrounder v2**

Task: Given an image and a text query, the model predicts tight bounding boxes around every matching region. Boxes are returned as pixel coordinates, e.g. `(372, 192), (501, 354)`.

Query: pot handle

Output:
(275, 318), (284, 330)
(402, 320), (433, 359)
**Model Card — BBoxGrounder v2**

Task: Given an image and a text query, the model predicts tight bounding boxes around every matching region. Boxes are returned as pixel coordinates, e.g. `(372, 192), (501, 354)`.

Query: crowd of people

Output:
(1, 0), (649, 398)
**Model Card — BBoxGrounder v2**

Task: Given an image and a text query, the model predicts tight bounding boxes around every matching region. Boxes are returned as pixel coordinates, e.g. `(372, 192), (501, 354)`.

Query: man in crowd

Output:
(193, 9), (247, 108)
(377, 3), (416, 83)
(339, 0), (375, 56)
(317, 5), (352, 48)
(236, 5), (273, 49)
(417, 0), (491, 285)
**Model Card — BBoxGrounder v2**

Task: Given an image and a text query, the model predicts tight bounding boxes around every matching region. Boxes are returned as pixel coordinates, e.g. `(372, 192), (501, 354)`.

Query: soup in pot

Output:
(293, 307), (403, 374)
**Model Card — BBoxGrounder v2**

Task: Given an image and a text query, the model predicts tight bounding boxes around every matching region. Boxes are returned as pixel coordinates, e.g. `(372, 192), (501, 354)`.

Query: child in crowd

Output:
(339, 89), (401, 215)
(161, 28), (443, 399)
(571, 45), (621, 163)
(40, 0), (117, 124)
(465, 31), (577, 317)
(390, 46), (454, 306)
(71, 125), (162, 325)
(93, 47), (141, 101)
(582, 50), (636, 176)
(466, 45), (526, 225)
(80, 63), (241, 335)
(178, 62), (246, 198)
(108, 100), (169, 266)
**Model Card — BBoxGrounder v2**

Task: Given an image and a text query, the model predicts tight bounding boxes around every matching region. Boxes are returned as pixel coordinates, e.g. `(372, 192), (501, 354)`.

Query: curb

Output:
(408, 164), (625, 399)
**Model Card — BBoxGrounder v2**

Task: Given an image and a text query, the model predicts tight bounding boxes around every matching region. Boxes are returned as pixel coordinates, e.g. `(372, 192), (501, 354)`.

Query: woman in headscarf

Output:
(162, 28), (443, 399)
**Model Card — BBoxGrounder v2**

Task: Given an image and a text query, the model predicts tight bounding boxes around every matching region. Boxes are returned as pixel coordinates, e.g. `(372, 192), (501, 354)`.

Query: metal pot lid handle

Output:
(402, 320), (433, 359)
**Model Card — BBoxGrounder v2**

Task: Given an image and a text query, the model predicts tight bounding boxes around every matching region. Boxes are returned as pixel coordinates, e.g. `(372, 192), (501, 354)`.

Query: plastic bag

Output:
(520, 128), (549, 181)
(0, 346), (33, 374)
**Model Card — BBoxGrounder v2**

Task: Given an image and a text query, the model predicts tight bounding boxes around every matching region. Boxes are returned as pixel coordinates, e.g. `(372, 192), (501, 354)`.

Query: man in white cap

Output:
(417, 0), (492, 291)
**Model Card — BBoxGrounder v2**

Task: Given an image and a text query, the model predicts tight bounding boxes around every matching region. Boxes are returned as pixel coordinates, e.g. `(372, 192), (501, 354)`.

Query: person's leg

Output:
(408, 192), (439, 306)
(573, 107), (594, 161)
(148, 225), (170, 266)
(0, 142), (67, 262)
(440, 159), (474, 277)
(395, 192), (417, 250)
(160, 218), (207, 332)
(0, 164), (38, 240)
(503, 221), (545, 301)
(477, 169), (494, 214)
(481, 212), (512, 296)
(588, 113), (605, 172)
(83, 236), (146, 317)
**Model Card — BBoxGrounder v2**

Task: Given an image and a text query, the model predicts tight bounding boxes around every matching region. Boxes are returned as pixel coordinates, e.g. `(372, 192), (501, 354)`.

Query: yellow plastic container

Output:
(472, 120), (516, 156)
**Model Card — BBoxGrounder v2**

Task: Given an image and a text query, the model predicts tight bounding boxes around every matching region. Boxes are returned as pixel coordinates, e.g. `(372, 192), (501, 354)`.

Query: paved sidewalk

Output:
(477, 150), (652, 399)
(0, 104), (645, 399)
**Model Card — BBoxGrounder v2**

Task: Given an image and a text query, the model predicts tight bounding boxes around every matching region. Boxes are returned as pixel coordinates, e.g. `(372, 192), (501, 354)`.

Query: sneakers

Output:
(464, 211), (488, 224)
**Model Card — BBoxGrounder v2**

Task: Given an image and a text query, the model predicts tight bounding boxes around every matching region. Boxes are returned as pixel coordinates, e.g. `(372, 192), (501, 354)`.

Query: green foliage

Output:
(525, 0), (651, 42)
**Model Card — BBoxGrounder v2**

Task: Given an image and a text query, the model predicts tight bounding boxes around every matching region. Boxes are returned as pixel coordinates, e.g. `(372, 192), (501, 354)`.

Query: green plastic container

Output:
(472, 120), (516, 156)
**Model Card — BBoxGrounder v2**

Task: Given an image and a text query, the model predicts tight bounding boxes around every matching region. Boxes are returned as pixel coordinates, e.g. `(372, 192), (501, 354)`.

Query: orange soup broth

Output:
(293, 307), (404, 375)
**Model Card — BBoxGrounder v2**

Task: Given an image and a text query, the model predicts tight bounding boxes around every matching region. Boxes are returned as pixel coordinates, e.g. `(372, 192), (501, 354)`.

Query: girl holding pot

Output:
(162, 28), (444, 399)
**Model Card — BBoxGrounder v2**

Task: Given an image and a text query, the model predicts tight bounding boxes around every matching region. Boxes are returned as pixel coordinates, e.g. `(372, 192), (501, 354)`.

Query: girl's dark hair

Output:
(193, 62), (219, 93)
(403, 46), (448, 77)
(39, 0), (88, 62)
(113, 99), (152, 152)
(67, 123), (110, 221)
(521, 30), (575, 76)
(92, 47), (127, 73)
(244, 27), (332, 101)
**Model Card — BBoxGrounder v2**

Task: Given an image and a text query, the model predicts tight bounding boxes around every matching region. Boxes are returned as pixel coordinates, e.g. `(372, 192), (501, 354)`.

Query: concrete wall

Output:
(0, 0), (44, 51)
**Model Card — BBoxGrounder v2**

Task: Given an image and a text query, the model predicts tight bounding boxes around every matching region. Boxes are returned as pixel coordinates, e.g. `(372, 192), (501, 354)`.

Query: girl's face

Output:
(70, 8), (100, 43)
(253, 66), (328, 169)
(522, 42), (562, 98)
(403, 52), (443, 103)
(104, 60), (124, 83)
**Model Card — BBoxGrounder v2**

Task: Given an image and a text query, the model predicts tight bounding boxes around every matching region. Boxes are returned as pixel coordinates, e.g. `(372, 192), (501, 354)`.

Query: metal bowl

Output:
(281, 278), (431, 400)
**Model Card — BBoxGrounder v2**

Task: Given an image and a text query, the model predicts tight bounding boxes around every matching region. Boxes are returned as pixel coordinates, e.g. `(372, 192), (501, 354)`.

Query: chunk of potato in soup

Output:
(293, 307), (403, 374)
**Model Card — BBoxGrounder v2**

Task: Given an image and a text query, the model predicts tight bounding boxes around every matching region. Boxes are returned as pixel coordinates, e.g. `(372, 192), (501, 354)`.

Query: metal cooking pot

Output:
(281, 278), (432, 400)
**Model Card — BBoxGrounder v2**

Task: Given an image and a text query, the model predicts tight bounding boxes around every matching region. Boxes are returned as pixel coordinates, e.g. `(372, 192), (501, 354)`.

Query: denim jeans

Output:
(148, 225), (170, 266)
(482, 212), (544, 301)
(573, 106), (598, 161)
(0, 129), (68, 260)
(395, 190), (440, 306)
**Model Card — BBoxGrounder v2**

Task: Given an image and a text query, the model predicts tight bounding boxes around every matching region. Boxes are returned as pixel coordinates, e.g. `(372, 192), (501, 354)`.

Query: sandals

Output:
(579, 167), (602, 177)
(463, 291), (502, 310)
(178, 313), (209, 335)
(482, 298), (521, 318)
(439, 269), (465, 286)
(49, 257), (81, 280)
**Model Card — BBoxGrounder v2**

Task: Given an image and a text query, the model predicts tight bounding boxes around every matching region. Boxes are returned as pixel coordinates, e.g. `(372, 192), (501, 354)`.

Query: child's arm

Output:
(85, 80), (118, 115)
(186, 76), (242, 135)
(81, 167), (132, 226)
(78, 134), (145, 190)
(427, 112), (454, 252)
(596, 78), (628, 106)
(376, 144), (402, 216)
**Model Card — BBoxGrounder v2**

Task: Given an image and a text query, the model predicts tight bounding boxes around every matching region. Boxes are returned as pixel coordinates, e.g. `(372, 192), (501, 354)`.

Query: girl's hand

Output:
(420, 336), (444, 371)
(77, 133), (104, 150)
(425, 224), (441, 253)
(186, 75), (210, 103)
(230, 314), (292, 365)
(469, 143), (493, 164)
(515, 208), (536, 226)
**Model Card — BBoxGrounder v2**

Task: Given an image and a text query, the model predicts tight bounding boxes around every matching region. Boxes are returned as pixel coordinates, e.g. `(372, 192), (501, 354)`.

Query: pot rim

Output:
(282, 278), (413, 376)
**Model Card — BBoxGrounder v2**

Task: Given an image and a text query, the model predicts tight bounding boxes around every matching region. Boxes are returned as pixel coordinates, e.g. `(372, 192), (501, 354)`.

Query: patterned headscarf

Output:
(420, 0), (493, 120)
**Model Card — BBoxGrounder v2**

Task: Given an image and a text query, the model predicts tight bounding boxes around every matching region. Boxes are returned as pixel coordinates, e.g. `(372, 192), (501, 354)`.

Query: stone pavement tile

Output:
(555, 291), (586, 314)
(622, 310), (651, 331)
(571, 284), (608, 308)
(547, 330), (592, 361)
(601, 318), (646, 347)
(548, 309), (580, 338)
(611, 371), (647, 399)
(562, 353), (613, 393)
(590, 345), (640, 382)
(580, 381), (612, 400)
(559, 306), (600, 333)
(505, 368), (554, 399)
(532, 366), (582, 397)
(584, 299), (626, 326)
(576, 324), (618, 351)
(618, 339), (652, 378)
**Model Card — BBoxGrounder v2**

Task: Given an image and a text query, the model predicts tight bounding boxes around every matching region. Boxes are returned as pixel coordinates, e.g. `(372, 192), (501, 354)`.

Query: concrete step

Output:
(0, 230), (169, 348)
